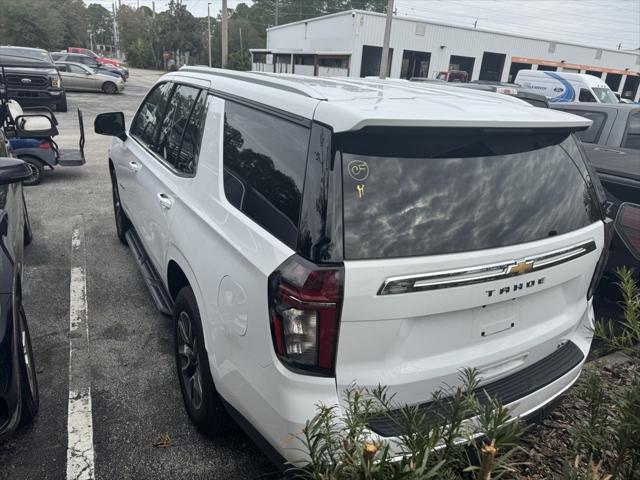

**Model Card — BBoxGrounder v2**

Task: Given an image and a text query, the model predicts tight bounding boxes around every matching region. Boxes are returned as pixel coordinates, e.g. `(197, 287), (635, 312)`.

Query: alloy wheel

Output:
(177, 311), (203, 411)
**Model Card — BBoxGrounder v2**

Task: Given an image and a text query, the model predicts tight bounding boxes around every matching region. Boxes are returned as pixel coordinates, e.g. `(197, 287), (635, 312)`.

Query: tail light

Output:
(268, 255), (344, 376)
(38, 140), (51, 149)
(496, 87), (518, 95)
(588, 217), (614, 300)
(615, 202), (640, 261)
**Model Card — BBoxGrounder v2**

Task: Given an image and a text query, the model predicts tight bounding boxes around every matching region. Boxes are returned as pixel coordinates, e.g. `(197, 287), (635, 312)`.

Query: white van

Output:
(516, 70), (619, 104)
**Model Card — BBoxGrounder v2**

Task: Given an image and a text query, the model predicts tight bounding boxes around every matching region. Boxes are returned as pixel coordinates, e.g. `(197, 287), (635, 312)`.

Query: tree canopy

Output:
(0, 0), (387, 69)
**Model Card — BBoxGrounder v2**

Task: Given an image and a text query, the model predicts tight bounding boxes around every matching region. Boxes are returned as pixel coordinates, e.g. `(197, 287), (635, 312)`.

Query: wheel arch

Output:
(165, 251), (205, 314)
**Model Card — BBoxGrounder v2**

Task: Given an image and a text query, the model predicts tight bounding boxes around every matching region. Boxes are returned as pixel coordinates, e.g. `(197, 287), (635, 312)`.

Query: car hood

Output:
(94, 72), (122, 82)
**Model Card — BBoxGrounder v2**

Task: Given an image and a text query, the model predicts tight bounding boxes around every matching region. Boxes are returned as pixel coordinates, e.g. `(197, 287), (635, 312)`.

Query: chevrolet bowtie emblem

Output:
(507, 260), (534, 275)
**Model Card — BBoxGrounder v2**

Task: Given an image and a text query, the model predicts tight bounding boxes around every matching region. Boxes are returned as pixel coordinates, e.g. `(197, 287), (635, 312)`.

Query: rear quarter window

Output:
(222, 102), (310, 248)
(623, 111), (640, 150)
(339, 129), (601, 259)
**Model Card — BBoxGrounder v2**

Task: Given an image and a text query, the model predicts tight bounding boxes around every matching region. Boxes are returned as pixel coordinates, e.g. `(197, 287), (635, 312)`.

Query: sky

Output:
(90, 0), (640, 51)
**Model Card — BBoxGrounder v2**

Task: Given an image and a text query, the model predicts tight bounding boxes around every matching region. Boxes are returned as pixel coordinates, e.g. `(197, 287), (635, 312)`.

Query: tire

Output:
(102, 82), (118, 94)
(110, 169), (131, 245)
(23, 195), (33, 246)
(55, 94), (68, 112)
(19, 156), (44, 186)
(17, 304), (39, 426)
(174, 286), (232, 435)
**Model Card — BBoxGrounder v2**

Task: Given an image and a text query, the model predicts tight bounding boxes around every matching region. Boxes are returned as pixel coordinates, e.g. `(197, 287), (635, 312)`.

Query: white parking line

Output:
(67, 223), (95, 480)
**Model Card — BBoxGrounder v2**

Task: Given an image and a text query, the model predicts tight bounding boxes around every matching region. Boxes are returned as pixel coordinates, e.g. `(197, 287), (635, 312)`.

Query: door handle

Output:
(128, 161), (140, 173)
(157, 193), (173, 210)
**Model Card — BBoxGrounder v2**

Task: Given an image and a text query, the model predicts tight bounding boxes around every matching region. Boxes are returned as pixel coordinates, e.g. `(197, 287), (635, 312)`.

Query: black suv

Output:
(0, 130), (38, 440)
(0, 46), (67, 112)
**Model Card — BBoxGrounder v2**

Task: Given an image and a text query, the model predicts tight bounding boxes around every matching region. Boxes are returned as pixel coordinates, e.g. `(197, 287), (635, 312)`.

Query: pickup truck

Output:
(0, 47), (67, 112)
(550, 103), (639, 282)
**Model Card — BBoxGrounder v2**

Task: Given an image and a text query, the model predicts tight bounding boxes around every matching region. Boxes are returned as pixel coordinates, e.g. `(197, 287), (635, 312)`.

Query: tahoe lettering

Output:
(486, 277), (546, 297)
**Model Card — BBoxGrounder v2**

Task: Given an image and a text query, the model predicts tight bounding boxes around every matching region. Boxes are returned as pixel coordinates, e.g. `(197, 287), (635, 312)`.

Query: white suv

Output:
(95, 68), (611, 466)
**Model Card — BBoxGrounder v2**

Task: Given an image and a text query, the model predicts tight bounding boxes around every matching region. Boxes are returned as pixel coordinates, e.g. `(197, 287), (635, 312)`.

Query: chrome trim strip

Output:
(377, 240), (597, 295)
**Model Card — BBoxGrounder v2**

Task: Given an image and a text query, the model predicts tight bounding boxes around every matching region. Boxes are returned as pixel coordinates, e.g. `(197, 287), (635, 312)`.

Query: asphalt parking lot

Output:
(0, 70), (276, 480)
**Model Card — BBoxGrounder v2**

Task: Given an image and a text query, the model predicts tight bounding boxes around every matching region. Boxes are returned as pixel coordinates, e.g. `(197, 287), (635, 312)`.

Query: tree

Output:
(87, 3), (114, 46)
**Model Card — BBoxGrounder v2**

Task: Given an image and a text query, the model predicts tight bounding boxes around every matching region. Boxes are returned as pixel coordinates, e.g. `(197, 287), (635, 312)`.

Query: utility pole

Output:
(239, 27), (244, 64)
(275, 0), (279, 26)
(222, 0), (228, 68)
(379, 0), (394, 79)
(112, 2), (120, 60)
(152, 1), (156, 17)
(207, 2), (212, 67)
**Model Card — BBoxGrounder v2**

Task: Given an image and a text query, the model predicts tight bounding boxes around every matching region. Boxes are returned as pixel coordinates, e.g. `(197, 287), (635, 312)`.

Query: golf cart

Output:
(1, 73), (85, 185)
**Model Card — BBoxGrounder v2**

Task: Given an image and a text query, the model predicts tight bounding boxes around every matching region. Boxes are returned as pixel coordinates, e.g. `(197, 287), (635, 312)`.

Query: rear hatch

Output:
(334, 127), (605, 413)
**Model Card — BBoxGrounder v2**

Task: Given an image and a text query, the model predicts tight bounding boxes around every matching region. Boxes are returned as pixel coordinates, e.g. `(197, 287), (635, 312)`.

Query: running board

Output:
(124, 229), (174, 316)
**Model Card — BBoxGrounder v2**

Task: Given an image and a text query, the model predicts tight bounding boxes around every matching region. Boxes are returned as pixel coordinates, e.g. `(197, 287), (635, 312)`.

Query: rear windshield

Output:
(339, 129), (600, 259)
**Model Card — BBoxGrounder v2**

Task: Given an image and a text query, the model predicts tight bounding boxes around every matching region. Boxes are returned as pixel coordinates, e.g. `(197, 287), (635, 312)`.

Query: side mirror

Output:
(0, 158), (31, 185)
(14, 114), (58, 138)
(94, 112), (127, 141)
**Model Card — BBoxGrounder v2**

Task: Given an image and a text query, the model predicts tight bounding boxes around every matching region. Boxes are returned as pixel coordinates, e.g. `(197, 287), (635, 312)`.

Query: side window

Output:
(56, 64), (68, 72)
(579, 88), (597, 102)
(130, 82), (173, 148)
(152, 84), (200, 172)
(223, 102), (310, 248)
(564, 109), (607, 143)
(623, 111), (640, 150)
(68, 64), (86, 74)
(177, 92), (208, 174)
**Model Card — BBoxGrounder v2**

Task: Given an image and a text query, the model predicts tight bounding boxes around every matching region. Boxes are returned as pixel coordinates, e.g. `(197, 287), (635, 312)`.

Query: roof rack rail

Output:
(178, 66), (324, 99)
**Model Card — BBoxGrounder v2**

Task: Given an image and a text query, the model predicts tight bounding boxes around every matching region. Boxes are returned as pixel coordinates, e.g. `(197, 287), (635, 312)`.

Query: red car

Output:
(67, 47), (122, 67)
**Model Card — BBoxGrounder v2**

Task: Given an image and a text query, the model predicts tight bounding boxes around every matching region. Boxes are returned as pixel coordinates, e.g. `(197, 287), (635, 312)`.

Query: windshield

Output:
(339, 129), (600, 259)
(592, 87), (618, 104)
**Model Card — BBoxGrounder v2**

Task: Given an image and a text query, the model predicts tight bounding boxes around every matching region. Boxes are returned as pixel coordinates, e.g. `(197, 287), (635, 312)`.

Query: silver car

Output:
(55, 61), (124, 94)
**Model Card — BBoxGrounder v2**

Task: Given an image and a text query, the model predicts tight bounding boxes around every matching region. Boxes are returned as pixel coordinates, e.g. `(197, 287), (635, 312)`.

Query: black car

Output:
(51, 52), (128, 81)
(0, 130), (38, 441)
(0, 46), (67, 112)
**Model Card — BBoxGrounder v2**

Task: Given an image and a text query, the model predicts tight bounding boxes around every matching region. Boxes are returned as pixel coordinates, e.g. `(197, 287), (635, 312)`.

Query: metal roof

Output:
(178, 67), (592, 133)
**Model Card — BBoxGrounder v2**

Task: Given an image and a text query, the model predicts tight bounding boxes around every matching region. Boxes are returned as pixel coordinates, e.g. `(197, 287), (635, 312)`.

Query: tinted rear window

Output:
(340, 129), (600, 259)
(223, 102), (310, 248)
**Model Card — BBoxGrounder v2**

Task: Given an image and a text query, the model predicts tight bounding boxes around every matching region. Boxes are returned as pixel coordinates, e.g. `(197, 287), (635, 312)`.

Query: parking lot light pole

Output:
(379, 0), (394, 79)
(207, 2), (212, 67)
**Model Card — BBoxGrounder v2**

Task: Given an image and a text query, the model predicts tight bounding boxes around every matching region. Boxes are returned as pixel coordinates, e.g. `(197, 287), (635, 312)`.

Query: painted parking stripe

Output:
(67, 222), (95, 480)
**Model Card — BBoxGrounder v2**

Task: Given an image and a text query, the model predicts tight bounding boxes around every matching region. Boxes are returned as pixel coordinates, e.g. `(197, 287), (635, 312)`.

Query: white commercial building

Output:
(250, 10), (640, 101)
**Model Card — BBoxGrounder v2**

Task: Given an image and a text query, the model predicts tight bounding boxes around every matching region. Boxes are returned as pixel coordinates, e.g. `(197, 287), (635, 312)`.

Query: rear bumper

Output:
(367, 340), (584, 437)
(224, 302), (594, 466)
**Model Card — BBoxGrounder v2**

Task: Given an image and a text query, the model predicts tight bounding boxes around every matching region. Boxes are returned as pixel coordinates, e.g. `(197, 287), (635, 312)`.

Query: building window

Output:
(360, 45), (393, 77)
